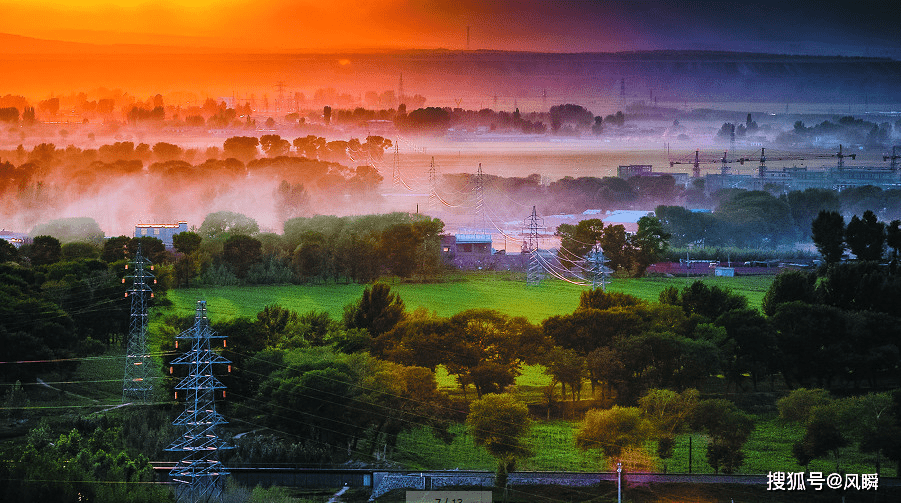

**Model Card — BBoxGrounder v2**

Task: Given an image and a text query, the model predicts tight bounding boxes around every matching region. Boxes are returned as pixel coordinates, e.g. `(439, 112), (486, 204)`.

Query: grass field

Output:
(161, 272), (775, 324)
(392, 413), (894, 477)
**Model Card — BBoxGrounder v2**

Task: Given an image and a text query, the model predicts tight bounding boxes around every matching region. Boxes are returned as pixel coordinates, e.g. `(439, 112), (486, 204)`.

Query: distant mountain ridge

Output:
(1, 33), (899, 105)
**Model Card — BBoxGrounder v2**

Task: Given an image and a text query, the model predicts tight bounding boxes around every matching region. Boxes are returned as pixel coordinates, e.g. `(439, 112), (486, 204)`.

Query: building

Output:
(705, 165), (901, 194)
(134, 221), (188, 248)
(0, 230), (29, 248)
(618, 164), (690, 187)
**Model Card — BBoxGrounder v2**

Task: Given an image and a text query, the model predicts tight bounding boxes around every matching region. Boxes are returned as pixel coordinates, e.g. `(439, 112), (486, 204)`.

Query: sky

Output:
(0, 0), (898, 56)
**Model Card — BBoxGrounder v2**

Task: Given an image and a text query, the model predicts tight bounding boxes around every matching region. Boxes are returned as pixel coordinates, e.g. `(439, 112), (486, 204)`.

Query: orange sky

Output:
(0, 1), (896, 56)
(0, 0), (630, 52)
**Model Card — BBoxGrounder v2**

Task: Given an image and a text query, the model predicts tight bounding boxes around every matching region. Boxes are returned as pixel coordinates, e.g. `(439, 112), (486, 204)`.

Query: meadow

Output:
(160, 272), (775, 324)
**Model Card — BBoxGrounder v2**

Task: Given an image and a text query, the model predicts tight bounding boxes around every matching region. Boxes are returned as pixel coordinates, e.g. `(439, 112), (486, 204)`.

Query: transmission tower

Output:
(523, 206), (544, 286)
(392, 144), (401, 187)
(122, 244), (155, 402)
(428, 157), (437, 214)
(166, 300), (232, 503)
(475, 163), (486, 230)
(587, 243), (609, 291)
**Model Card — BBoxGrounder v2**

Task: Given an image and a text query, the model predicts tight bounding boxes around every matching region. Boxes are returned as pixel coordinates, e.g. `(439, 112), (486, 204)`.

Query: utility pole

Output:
(166, 301), (232, 503)
(122, 244), (154, 403)
(617, 462), (623, 503)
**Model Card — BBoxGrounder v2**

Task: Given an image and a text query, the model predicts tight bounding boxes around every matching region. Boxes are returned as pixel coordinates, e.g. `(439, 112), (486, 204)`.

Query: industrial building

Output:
(134, 221), (188, 248)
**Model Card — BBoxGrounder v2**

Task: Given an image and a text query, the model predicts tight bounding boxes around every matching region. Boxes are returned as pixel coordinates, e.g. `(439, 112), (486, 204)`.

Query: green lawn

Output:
(162, 272), (774, 324)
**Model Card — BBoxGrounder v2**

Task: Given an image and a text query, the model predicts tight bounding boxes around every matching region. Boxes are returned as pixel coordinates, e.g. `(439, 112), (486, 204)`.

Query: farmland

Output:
(160, 272), (775, 323)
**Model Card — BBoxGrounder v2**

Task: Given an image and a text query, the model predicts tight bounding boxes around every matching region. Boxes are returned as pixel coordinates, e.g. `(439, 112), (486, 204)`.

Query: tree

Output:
(639, 388), (699, 469)
(260, 134), (291, 157)
(0, 239), (19, 262)
(631, 216), (670, 276)
(576, 406), (652, 466)
(344, 283), (406, 338)
(761, 270), (816, 316)
(793, 400), (851, 472)
(716, 308), (777, 390)
(467, 394), (532, 486)
(28, 235), (61, 266)
(31, 217), (105, 244)
(692, 399), (754, 474)
(543, 346), (585, 401)
(172, 231), (202, 255)
(222, 234), (262, 279)
(784, 188), (840, 239)
(274, 180), (310, 224)
(222, 136), (259, 162)
(778, 388), (833, 423)
(548, 104), (594, 133)
(812, 210), (845, 264)
(256, 304), (301, 348)
(199, 211), (260, 240)
(887, 220), (901, 261)
(845, 210), (885, 261)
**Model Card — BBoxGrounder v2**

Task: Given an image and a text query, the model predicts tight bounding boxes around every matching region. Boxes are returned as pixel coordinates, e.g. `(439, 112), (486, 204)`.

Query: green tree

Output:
(777, 388), (833, 423)
(222, 234), (262, 279)
(199, 211), (260, 240)
(31, 217), (105, 244)
(639, 388), (699, 470)
(0, 239), (20, 262)
(692, 399), (754, 474)
(344, 283), (406, 338)
(630, 215), (670, 276)
(761, 270), (816, 316)
(467, 394), (532, 486)
(576, 406), (652, 466)
(28, 235), (62, 266)
(256, 304), (301, 347)
(172, 231), (202, 255)
(887, 220), (901, 261)
(812, 210), (845, 264)
(542, 346), (585, 401)
(845, 210), (885, 261)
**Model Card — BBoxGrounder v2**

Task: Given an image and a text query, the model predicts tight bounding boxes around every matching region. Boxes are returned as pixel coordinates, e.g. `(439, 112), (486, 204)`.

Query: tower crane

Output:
(670, 146), (853, 178)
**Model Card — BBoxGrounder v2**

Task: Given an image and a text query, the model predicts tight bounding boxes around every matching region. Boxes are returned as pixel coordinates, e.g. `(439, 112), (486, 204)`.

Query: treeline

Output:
(160, 285), (461, 465)
(0, 136), (391, 229)
(657, 187), (901, 248)
(2, 212), (446, 288)
(0, 233), (169, 383)
(776, 115), (899, 149)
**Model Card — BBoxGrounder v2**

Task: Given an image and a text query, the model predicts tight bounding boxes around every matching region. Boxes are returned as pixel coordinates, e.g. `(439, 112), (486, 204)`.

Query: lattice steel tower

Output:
(428, 157), (437, 214)
(587, 243), (610, 291)
(166, 301), (232, 503)
(475, 163), (486, 230)
(392, 143), (401, 187)
(524, 205), (544, 286)
(123, 245), (155, 402)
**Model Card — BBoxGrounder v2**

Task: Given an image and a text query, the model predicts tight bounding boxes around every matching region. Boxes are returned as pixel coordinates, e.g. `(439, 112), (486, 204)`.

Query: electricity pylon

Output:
(524, 205), (544, 286)
(587, 243), (610, 290)
(166, 301), (232, 503)
(123, 244), (154, 402)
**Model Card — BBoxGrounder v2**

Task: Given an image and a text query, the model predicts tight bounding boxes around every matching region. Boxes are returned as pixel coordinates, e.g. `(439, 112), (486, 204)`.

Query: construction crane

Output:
(670, 146), (852, 178)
